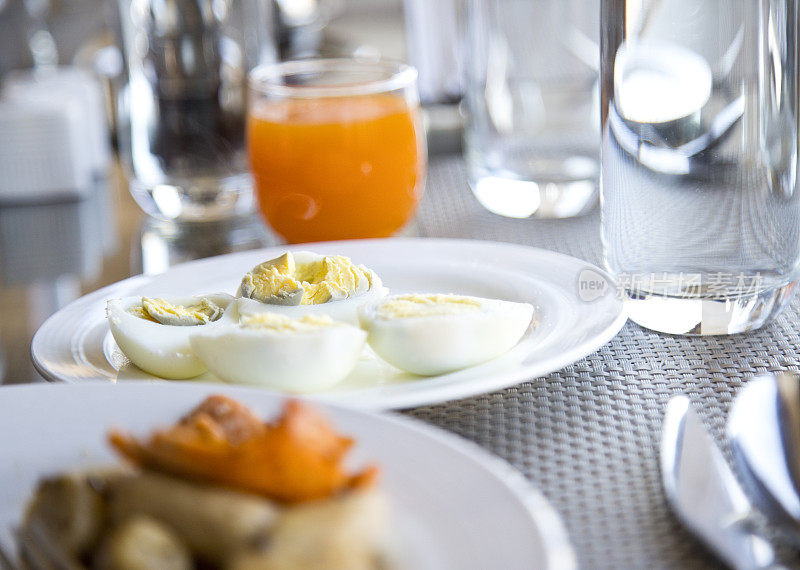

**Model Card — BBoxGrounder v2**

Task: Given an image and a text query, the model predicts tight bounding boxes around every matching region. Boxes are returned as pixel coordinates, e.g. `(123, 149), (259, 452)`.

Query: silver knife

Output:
(660, 395), (784, 570)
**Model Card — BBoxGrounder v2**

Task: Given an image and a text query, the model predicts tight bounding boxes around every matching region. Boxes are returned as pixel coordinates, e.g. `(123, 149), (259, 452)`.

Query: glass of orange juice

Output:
(247, 59), (427, 243)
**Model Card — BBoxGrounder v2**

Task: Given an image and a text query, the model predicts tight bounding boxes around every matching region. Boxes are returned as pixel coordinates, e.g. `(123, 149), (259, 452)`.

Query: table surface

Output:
(5, 155), (800, 569)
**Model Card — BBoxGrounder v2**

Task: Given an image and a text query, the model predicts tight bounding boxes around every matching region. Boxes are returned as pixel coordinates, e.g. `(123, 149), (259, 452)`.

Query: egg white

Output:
(106, 293), (235, 379)
(358, 294), (534, 376)
(189, 318), (367, 392)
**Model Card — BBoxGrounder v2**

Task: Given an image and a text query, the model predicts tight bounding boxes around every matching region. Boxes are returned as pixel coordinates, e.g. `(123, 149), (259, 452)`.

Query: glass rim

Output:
(248, 58), (418, 98)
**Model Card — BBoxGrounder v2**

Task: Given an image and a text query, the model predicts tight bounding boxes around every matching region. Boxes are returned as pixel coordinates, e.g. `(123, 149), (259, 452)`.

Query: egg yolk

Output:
(240, 313), (340, 332)
(132, 298), (223, 326)
(241, 252), (375, 305)
(240, 253), (304, 304)
(376, 294), (482, 318)
(127, 305), (158, 323)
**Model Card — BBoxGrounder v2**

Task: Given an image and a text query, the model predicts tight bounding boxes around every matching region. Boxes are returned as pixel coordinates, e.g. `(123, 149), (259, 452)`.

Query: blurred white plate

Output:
(32, 238), (626, 410)
(0, 382), (576, 569)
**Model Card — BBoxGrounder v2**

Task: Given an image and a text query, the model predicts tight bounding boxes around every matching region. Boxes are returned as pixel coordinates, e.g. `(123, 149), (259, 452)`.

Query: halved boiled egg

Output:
(358, 294), (534, 376)
(106, 293), (235, 379)
(190, 312), (366, 392)
(236, 251), (388, 325)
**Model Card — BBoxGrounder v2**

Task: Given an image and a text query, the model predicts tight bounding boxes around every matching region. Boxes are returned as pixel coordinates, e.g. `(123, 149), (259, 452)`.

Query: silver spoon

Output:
(728, 372), (800, 543)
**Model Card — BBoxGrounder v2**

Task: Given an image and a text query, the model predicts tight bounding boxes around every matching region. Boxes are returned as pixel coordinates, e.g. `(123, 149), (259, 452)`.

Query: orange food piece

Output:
(109, 395), (378, 504)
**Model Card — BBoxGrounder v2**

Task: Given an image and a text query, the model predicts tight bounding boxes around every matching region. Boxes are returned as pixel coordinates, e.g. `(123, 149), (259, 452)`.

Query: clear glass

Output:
(463, 0), (600, 219)
(116, 0), (275, 222)
(247, 59), (426, 243)
(404, 0), (463, 105)
(136, 214), (271, 276)
(601, 0), (800, 335)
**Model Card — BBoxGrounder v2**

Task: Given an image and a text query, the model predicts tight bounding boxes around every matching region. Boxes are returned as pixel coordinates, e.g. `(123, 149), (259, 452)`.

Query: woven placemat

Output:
(407, 156), (800, 569)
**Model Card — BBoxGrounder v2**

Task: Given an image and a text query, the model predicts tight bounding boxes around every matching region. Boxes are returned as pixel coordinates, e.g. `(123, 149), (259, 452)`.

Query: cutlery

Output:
(0, 521), (87, 570)
(661, 395), (783, 570)
(18, 519), (87, 570)
(728, 372), (800, 541)
(0, 539), (14, 570)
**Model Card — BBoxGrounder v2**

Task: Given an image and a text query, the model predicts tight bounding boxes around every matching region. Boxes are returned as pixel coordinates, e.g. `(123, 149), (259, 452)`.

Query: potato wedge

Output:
(94, 516), (192, 570)
(107, 471), (278, 564)
(227, 489), (390, 570)
(23, 472), (106, 557)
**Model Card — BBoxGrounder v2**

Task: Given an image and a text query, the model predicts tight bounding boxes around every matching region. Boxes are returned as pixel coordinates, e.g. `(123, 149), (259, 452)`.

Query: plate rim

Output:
(0, 381), (578, 570)
(31, 237), (627, 409)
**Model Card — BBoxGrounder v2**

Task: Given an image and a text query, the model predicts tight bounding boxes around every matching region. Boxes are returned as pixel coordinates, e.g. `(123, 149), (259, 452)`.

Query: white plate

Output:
(0, 382), (576, 570)
(32, 238), (626, 410)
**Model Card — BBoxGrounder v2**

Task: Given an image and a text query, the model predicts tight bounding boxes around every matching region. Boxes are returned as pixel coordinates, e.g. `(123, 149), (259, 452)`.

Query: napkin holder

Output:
(0, 67), (110, 204)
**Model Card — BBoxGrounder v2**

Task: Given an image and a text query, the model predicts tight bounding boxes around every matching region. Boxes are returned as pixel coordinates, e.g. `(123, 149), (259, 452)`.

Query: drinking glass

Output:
(601, 0), (800, 334)
(463, 0), (600, 219)
(247, 59), (426, 243)
(116, 0), (275, 222)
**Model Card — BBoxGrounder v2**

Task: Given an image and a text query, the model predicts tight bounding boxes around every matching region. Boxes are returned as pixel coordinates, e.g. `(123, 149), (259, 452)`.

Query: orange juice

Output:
(247, 94), (425, 243)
